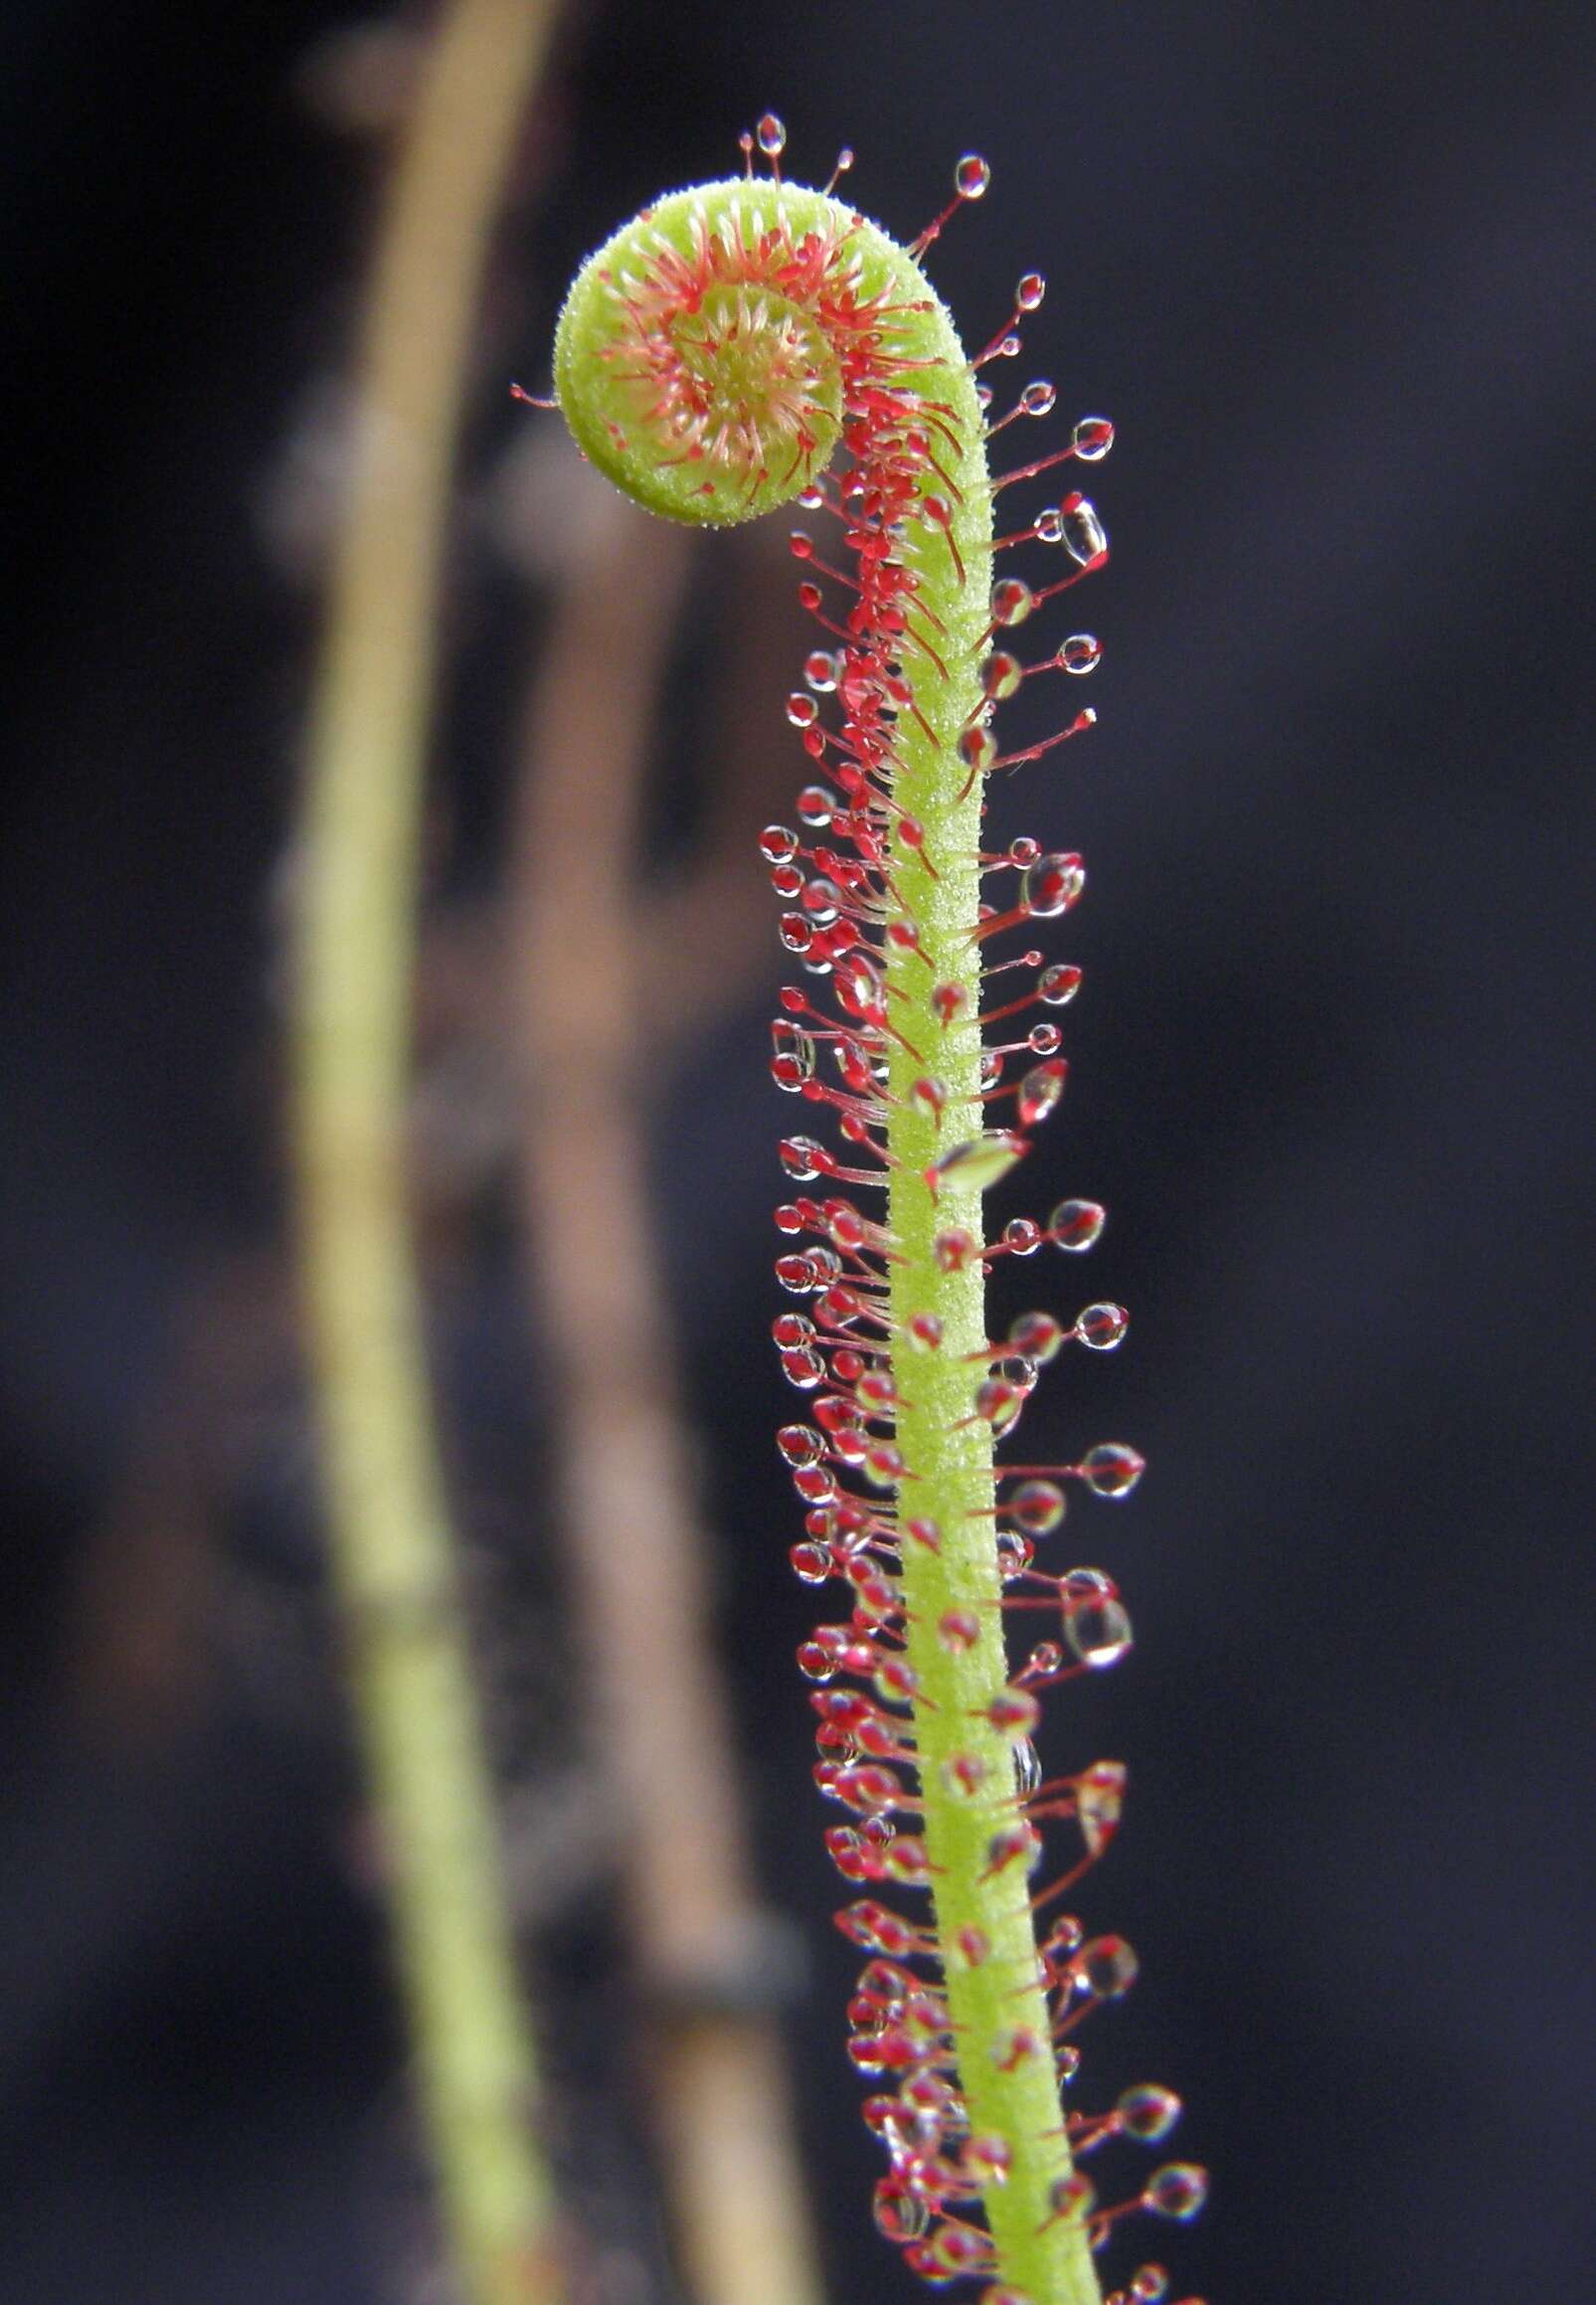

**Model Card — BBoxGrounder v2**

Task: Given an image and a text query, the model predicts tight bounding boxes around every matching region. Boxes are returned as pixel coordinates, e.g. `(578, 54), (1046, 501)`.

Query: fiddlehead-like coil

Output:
(555, 180), (969, 530)
(548, 128), (1203, 2305)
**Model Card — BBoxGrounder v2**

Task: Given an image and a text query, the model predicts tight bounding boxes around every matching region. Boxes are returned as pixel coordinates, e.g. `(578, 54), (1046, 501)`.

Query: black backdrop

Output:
(2, 4), (1592, 2302)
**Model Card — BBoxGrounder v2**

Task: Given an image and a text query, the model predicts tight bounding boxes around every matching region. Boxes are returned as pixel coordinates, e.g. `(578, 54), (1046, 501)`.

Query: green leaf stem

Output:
(556, 167), (1106, 2305)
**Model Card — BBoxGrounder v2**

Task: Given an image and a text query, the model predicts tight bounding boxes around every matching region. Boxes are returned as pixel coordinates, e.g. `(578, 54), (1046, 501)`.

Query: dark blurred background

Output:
(2, 3), (1592, 2302)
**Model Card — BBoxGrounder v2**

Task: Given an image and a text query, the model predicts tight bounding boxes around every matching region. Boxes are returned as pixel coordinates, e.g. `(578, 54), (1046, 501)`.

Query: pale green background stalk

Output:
(293, 4), (558, 2300)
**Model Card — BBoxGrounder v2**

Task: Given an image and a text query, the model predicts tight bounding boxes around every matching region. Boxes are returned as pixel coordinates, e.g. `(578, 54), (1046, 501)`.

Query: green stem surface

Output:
(874, 255), (1103, 2305)
(556, 178), (1102, 2305)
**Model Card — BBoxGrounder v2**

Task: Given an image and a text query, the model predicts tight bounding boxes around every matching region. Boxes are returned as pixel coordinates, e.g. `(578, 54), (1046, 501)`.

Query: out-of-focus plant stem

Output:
(509, 483), (826, 2305)
(292, 4), (557, 2301)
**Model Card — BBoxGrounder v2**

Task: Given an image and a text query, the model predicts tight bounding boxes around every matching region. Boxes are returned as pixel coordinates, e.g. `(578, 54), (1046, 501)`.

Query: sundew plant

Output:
(546, 120), (1207, 2305)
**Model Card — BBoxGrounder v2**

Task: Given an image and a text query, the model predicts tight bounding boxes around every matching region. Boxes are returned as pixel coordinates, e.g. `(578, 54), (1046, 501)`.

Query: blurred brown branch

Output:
(507, 445), (825, 2305)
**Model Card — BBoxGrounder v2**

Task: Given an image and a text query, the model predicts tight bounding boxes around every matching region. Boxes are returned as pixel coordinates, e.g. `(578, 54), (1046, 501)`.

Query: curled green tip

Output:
(553, 181), (852, 527)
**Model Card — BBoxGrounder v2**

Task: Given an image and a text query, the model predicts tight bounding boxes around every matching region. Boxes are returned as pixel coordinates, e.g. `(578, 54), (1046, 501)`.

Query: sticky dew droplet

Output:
(1058, 632), (1102, 674)
(1042, 1914), (1084, 1968)
(996, 1526), (1036, 1581)
(1018, 1058), (1068, 1127)
(1010, 1309), (1065, 1360)
(1050, 1197), (1105, 1250)
(1118, 2084), (1182, 2144)
(1065, 1593), (1134, 1670)
(960, 724), (997, 773)
(975, 1375), (1024, 1432)
(1074, 1301), (1130, 1350)
(1038, 963), (1083, 1007)
(980, 650), (1024, 701)
(942, 1748), (987, 1794)
(1073, 1933), (1140, 2000)
(777, 1423), (825, 1468)
(1142, 2165), (1208, 2222)
(1048, 2172), (1097, 2221)
(1008, 1479), (1066, 1535)
(874, 2180), (931, 2242)
(938, 1610), (980, 1655)
(1060, 491), (1108, 565)
(779, 1135), (829, 1180)
(1078, 1441), (1146, 1497)
(1022, 852), (1086, 917)
(770, 1021), (816, 1091)
(935, 1227), (976, 1272)
(956, 154), (992, 199)
(928, 1136), (1026, 1193)
(990, 577), (1034, 627)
